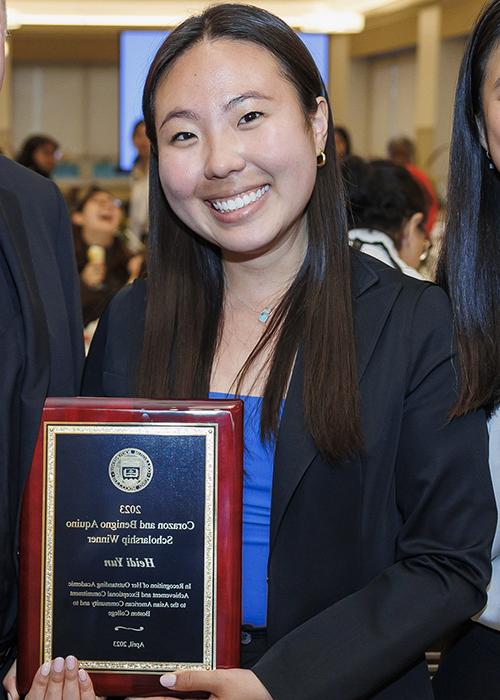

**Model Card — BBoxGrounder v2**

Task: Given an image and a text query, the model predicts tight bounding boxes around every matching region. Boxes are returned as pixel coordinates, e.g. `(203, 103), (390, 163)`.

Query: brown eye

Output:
(238, 111), (263, 125)
(171, 132), (196, 143)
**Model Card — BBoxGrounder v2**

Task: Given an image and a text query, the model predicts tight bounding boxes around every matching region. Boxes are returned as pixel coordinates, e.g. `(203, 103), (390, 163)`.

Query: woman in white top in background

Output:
(432, 0), (500, 697)
(342, 157), (431, 280)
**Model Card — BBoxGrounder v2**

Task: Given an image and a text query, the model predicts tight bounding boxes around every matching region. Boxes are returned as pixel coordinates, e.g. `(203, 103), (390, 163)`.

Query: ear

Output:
(401, 212), (424, 245)
(311, 96), (329, 154)
(72, 211), (84, 226)
(475, 114), (488, 151)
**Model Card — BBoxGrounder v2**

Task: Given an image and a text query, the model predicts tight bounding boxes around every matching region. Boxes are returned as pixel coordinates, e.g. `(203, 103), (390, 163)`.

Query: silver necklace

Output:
(228, 287), (277, 324)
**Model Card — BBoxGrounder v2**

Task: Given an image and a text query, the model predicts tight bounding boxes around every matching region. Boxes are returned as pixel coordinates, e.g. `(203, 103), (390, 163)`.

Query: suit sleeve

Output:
(253, 285), (496, 700)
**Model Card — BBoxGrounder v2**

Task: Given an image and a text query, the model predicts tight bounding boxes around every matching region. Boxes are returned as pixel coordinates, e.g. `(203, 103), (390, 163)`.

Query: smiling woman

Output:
(154, 39), (326, 265)
(138, 5), (351, 451)
(71, 186), (140, 328)
(67, 4), (498, 700)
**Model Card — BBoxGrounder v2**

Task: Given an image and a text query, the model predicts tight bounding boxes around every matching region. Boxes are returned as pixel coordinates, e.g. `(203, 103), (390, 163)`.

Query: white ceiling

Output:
(6, 0), (422, 33)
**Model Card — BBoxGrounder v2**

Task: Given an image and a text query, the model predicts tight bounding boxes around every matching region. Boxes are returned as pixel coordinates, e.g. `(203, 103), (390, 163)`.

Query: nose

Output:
(203, 132), (245, 180)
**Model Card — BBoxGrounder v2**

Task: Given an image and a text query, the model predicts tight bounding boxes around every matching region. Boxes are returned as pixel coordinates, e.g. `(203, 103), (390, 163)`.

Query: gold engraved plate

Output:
(42, 423), (217, 674)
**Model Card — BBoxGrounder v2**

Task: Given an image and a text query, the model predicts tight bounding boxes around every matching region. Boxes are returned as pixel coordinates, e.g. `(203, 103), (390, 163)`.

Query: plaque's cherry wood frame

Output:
(18, 397), (243, 698)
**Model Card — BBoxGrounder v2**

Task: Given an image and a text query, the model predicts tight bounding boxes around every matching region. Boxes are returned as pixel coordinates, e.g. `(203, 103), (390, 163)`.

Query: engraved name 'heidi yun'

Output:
(104, 557), (156, 568)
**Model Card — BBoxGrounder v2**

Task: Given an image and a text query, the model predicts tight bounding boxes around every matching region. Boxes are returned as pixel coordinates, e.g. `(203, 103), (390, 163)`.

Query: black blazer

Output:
(0, 157), (84, 678)
(82, 251), (495, 700)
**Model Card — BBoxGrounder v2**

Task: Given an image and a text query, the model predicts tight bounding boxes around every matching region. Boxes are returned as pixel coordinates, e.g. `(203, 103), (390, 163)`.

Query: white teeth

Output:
(211, 185), (270, 212)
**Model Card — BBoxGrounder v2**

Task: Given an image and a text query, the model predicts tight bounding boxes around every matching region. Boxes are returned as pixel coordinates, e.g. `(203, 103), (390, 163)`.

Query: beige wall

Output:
(12, 63), (118, 166)
(433, 36), (467, 198)
(367, 49), (417, 159)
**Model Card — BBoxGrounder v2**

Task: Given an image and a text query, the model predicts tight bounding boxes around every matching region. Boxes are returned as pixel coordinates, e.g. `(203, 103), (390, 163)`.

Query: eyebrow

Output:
(159, 109), (199, 130)
(159, 91), (273, 130)
(224, 91), (273, 111)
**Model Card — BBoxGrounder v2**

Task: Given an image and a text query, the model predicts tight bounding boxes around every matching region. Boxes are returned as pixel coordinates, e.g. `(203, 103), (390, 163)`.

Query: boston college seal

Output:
(109, 448), (154, 492)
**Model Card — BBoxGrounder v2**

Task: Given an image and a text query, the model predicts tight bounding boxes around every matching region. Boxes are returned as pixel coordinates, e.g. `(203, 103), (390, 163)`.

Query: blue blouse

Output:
(210, 392), (275, 626)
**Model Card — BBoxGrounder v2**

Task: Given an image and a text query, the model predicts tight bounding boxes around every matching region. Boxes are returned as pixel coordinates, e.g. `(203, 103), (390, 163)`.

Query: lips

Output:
(209, 185), (270, 213)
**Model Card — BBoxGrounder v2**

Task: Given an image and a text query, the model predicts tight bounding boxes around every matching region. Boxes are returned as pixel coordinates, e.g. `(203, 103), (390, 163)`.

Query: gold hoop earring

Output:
(317, 151), (326, 168)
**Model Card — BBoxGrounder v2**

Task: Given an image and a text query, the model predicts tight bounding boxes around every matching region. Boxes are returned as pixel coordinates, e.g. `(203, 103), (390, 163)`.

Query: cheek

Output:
(485, 105), (500, 168)
(257, 122), (317, 192)
(158, 153), (199, 206)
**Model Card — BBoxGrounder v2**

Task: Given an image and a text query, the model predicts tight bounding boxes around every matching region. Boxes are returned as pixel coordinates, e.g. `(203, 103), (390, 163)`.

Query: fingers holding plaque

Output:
(17, 398), (243, 699)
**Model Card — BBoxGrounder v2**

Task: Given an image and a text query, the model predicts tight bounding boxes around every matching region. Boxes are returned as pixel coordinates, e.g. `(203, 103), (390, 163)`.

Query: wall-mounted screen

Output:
(119, 30), (329, 171)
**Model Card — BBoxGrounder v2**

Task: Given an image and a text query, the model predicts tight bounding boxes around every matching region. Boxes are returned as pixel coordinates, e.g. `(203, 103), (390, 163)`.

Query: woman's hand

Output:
(22, 656), (96, 700)
(2, 659), (17, 700)
(81, 262), (106, 289)
(153, 668), (273, 700)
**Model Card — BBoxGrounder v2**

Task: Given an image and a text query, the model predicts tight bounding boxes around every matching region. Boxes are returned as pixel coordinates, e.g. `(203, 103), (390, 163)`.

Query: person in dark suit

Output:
(0, 164), (84, 692)
(0, 2), (84, 695)
(29, 4), (494, 699)
(0, 163), (84, 689)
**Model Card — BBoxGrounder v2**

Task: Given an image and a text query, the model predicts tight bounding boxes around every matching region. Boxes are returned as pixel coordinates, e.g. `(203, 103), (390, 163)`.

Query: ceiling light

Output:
(5, 3), (365, 33)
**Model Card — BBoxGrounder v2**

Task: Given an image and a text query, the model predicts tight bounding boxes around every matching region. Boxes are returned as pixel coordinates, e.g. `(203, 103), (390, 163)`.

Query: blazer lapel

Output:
(270, 252), (402, 551)
(351, 253), (402, 383)
(270, 346), (315, 550)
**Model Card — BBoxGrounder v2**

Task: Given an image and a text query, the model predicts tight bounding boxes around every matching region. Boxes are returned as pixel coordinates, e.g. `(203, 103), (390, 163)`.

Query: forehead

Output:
(37, 142), (56, 151)
(155, 38), (289, 107)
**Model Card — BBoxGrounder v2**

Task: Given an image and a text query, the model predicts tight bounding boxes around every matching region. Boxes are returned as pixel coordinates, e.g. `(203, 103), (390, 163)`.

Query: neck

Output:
(222, 224), (307, 305)
(82, 228), (114, 248)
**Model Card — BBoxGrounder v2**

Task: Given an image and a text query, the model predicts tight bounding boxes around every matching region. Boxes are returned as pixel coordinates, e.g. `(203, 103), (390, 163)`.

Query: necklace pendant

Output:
(258, 307), (272, 323)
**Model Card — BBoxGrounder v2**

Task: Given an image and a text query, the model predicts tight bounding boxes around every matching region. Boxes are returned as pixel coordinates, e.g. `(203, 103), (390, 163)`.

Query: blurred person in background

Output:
(343, 156), (430, 278)
(0, 0), (83, 694)
(431, 0), (500, 696)
(15, 134), (60, 179)
(334, 125), (351, 162)
(387, 135), (439, 235)
(72, 186), (142, 346)
(127, 119), (150, 251)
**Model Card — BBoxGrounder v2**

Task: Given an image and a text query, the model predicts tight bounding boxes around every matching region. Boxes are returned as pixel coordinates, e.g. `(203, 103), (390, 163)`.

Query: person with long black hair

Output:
(431, 1), (500, 697)
(17, 4), (495, 700)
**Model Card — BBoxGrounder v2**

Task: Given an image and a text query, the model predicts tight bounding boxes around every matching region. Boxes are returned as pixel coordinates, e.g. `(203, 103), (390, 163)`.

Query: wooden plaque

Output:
(17, 397), (243, 698)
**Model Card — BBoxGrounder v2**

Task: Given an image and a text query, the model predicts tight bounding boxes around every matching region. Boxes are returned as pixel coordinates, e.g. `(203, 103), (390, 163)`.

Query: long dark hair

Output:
(137, 3), (361, 460)
(436, 0), (500, 417)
